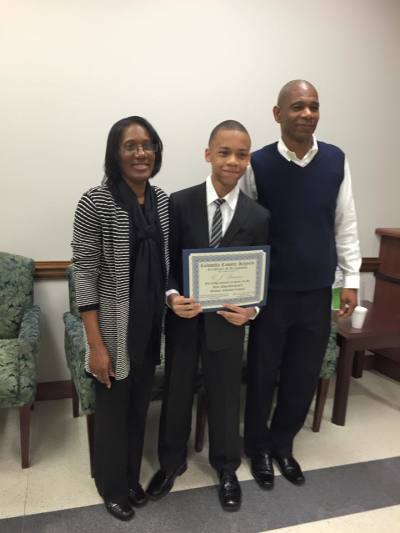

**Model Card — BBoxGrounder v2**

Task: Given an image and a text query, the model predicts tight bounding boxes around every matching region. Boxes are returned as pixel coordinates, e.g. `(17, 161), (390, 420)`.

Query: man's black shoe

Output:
(218, 471), (241, 511)
(128, 484), (148, 507)
(104, 501), (135, 521)
(146, 463), (187, 500)
(250, 453), (274, 489)
(273, 455), (305, 485)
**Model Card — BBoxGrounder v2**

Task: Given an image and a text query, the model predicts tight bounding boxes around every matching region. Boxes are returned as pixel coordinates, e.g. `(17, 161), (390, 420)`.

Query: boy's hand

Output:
(168, 294), (202, 319)
(217, 304), (256, 326)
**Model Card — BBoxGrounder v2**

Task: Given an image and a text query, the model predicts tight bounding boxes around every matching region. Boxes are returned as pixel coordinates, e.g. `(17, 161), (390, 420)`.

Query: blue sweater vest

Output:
(252, 142), (344, 291)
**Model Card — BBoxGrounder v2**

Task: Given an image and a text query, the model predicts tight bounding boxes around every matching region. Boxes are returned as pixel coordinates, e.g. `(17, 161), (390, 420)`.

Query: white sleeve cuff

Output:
(166, 289), (179, 306)
(250, 306), (260, 320)
(343, 273), (360, 289)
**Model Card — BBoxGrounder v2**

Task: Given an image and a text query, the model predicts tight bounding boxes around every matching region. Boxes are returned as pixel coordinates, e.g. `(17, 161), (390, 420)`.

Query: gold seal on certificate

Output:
(182, 246), (270, 312)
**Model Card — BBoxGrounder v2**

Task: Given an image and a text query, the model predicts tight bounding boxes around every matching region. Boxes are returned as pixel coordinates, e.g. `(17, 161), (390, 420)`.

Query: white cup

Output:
(351, 306), (368, 329)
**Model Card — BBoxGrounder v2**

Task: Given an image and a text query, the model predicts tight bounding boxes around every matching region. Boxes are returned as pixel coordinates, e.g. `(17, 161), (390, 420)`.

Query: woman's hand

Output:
(81, 310), (115, 388)
(168, 294), (202, 319)
(217, 304), (256, 326)
(89, 344), (115, 389)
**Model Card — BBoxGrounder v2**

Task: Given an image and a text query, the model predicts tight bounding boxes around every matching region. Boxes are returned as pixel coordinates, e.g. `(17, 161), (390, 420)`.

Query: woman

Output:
(72, 116), (169, 521)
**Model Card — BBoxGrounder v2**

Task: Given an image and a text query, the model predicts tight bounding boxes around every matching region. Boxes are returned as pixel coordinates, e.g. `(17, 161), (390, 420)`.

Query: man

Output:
(146, 120), (270, 511)
(241, 80), (361, 488)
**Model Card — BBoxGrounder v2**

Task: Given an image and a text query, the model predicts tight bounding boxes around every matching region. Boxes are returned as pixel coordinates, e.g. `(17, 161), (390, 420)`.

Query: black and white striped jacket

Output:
(72, 183), (169, 380)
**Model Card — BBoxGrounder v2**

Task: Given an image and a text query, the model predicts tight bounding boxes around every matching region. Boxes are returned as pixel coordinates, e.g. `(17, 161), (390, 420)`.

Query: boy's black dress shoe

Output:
(273, 455), (305, 485)
(250, 453), (274, 489)
(219, 471), (241, 511)
(128, 484), (148, 507)
(104, 501), (135, 521)
(146, 463), (187, 500)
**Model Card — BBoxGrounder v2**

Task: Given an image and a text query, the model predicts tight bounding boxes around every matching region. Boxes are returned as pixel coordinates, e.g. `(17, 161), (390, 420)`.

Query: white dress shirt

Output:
(240, 137), (361, 289)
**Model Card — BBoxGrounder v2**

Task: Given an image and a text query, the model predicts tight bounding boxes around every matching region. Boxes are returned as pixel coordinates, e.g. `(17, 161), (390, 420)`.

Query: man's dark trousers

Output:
(244, 287), (331, 457)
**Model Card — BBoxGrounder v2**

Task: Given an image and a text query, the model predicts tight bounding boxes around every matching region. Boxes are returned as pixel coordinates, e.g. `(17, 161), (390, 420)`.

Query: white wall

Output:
(1, 0), (399, 380)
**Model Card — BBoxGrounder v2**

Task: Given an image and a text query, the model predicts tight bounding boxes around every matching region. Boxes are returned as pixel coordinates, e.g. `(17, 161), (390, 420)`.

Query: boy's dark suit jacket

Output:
(167, 182), (270, 352)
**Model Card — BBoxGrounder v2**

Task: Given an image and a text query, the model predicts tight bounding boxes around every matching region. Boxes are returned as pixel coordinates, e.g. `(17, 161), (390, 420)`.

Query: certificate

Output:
(182, 246), (270, 312)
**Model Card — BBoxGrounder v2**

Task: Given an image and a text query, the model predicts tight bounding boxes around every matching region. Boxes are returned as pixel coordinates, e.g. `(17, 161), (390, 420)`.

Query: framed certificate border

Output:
(182, 245), (270, 312)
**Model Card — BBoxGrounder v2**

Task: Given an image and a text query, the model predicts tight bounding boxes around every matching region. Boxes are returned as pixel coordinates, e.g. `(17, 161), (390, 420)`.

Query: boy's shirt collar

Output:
(206, 175), (240, 212)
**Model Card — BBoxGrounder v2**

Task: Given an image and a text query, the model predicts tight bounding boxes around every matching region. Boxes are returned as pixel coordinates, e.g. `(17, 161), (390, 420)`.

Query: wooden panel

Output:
(33, 258), (377, 280)
(373, 354), (400, 381)
(376, 228), (400, 239)
(377, 236), (400, 278)
(374, 279), (400, 313)
(34, 261), (71, 279)
(372, 347), (400, 362)
(360, 257), (380, 273)
(371, 227), (400, 381)
(375, 272), (400, 285)
(363, 353), (376, 371)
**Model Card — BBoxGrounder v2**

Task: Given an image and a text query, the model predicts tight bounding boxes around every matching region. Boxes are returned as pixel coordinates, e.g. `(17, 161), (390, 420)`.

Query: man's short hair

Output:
(277, 79), (317, 107)
(208, 120), (249, 145)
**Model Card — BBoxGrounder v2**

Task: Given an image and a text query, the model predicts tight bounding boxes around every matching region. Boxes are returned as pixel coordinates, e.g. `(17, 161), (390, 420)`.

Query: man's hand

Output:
(168, 294), (202, 319)
(217, 304), (256, 326)
(89, 344), (115, 389)
(339, 288), (358, 318)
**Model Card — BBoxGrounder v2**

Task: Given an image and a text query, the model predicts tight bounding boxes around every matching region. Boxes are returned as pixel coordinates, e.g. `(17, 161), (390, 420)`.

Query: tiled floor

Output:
(0, 370), (399, 532)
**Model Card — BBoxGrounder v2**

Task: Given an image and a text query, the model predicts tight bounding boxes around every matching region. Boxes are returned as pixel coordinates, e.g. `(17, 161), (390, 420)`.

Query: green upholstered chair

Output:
(63, 265), (96, 475)
(311, 318), (339, 432)
(63, 265), (95, 417)
(311, 280), (342, 431)
(63, 265), (167, 476)
(0, 252), (41, 468)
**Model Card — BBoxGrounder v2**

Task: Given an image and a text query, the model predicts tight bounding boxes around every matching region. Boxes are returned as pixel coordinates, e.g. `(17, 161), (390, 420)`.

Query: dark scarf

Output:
(112, 179), (165, 365)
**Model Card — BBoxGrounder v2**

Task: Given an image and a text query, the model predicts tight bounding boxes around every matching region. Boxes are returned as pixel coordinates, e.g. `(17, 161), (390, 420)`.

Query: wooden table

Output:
(332, 301), (400, 426)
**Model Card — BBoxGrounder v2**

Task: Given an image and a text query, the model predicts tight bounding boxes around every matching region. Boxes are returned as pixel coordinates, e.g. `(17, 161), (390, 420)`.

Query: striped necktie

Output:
(209, 198), (225, 247)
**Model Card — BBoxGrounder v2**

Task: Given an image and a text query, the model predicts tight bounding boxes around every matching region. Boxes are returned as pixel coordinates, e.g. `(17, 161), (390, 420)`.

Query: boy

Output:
(147, 120), (270, 511)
